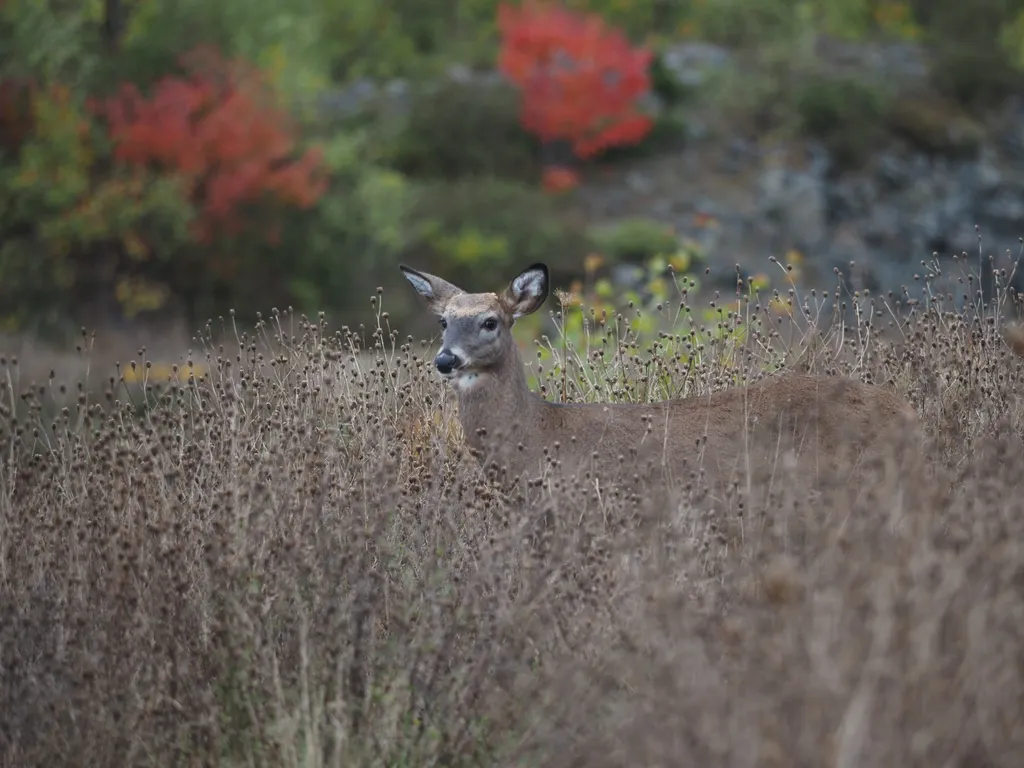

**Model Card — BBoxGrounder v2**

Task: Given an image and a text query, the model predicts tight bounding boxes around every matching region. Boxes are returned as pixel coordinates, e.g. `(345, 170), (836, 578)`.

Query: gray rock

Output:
(982, 190), (1024, 234)
(384, 79), (409, 99)
(757, 168), (827, 252)
(310, 38), (1024, 306)
(875, 152), (912, 190)
(830, 176), (879, 218)
(637, 91), (666, 118)
(660, 42), (731, 88)
(995, 97), (1024, 161)
(446, 64), (474, 83)
(815, 36), (929, 83)
(611, 263), (648, 292)
(625, 172), (655, 195)
(973, 149), (1004, 193)
(863, 205), (902, 247)
(317, 78), (379, 119)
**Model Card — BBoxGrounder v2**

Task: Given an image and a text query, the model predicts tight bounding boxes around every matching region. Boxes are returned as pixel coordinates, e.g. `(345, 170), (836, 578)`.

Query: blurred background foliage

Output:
(3, 0), (1024, 342)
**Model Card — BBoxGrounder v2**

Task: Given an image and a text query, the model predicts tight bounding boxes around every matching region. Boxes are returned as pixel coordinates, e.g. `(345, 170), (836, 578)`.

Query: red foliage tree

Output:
(497, 1), (654, 161)
(96, 46), (328, 249)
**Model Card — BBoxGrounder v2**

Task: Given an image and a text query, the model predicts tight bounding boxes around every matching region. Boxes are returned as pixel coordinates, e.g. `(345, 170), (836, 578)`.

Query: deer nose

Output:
(434, 349), (461, 375)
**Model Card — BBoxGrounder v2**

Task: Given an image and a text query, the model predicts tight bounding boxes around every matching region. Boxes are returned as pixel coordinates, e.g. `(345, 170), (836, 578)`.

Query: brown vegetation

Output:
(2, 264), (1024, 767)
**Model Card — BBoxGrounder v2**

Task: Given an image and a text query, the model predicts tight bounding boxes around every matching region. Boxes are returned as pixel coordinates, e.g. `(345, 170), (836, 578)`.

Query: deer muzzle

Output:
(434, 349), (462, 375)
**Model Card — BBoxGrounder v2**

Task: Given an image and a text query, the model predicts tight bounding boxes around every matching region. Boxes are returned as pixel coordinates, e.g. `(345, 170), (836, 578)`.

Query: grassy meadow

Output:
(2, 260), (1024, 767)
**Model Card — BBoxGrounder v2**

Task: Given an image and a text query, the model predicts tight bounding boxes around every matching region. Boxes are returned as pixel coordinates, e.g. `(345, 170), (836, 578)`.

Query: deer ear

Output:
(501, 263), (549, 319)
(399, 265), (464, 315)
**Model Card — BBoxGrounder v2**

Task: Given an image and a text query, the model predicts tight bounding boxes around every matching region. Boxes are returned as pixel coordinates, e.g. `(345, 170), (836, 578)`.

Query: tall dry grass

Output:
(1, 256), (1024, 767)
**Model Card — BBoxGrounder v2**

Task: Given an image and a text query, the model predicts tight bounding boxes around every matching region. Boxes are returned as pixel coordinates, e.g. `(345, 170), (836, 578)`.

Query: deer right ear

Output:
(399, 265), (463, 315)
(501, 263), (549, 319)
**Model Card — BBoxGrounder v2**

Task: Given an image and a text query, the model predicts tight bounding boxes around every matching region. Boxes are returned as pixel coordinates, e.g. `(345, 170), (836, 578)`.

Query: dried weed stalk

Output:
(1, 257), (1023, 767)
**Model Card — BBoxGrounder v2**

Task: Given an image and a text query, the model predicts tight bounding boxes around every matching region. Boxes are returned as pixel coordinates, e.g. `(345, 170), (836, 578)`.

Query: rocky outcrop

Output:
(319, 38), (1024, 300)
(576, 41), (1024, 299)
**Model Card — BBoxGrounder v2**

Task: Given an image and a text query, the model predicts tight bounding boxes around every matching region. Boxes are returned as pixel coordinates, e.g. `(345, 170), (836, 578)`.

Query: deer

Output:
(399, 261), (921, 492)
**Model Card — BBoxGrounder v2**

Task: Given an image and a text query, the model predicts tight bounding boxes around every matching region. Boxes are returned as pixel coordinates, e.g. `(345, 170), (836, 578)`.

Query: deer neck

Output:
(450, 345), (536, 456)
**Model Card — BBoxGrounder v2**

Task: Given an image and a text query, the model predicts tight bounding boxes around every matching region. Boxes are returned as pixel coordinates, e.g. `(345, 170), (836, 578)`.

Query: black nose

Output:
(434, 350), (460, 375)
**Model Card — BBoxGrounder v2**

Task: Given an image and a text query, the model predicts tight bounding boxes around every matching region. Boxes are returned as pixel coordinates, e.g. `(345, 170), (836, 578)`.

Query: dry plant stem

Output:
(1, 244), (1024, 767)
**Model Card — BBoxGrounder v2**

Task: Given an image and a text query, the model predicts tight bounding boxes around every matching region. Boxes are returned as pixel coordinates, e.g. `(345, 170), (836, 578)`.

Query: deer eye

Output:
(439, 317), (448, 330)
(482, 317), (498, 332)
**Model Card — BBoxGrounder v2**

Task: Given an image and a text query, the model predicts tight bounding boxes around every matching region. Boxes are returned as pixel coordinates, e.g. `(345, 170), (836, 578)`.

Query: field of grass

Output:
(2, 260), (1024, 767)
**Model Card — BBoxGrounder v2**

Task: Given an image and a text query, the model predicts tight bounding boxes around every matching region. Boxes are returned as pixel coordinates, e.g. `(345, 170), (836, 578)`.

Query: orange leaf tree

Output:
(97, 46), (328, 262)
(81, 46), (333, 325)
(497, 1), (654, 162)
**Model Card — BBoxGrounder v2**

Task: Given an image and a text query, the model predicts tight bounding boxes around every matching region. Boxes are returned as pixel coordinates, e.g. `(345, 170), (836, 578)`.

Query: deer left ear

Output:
(500, 263), (548, 319)
(399, 264), (464, 315)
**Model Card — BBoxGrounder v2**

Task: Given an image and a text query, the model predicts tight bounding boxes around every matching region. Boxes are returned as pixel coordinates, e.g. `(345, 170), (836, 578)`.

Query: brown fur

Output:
(400, 262), (920, 491)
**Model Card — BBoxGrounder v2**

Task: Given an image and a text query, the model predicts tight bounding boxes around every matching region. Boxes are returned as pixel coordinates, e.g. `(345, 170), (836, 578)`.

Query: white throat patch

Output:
(452, 372), (481, 392)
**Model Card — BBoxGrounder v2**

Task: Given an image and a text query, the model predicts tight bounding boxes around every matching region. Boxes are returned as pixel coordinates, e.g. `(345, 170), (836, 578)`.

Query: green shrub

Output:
(648, 51), (698, 107)
(686, 0), (802, 48)
(563, 0), (690, 39)
(0, 84), (195, 338)
(909, 0), (1024, 107)
(385, 80), (539, 182)
(403, 177), (594, 290)
(793, 73), (889, 167)
(222, 129), (417, 328)
(320, 0), (505, 79)
(590, 217), (680, 264)
(77, 0), (336, 108)
(0, 0), (102, 87)
(589, 107), (691, 166)
(883, 94), (984, 158)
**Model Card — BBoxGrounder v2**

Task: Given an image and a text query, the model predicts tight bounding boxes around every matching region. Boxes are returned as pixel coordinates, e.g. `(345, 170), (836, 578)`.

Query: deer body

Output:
(401, 263), (919, 489)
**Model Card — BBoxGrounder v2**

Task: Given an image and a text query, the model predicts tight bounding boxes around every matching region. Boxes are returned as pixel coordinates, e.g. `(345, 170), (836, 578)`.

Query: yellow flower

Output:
(122, 232), (149, 261)
(769, 297), (794, 317)
(669, 250), (691, 273)
(647, 277), (667, 299)
(122, 361), (209, 383)
(750, 272), (771, 291)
